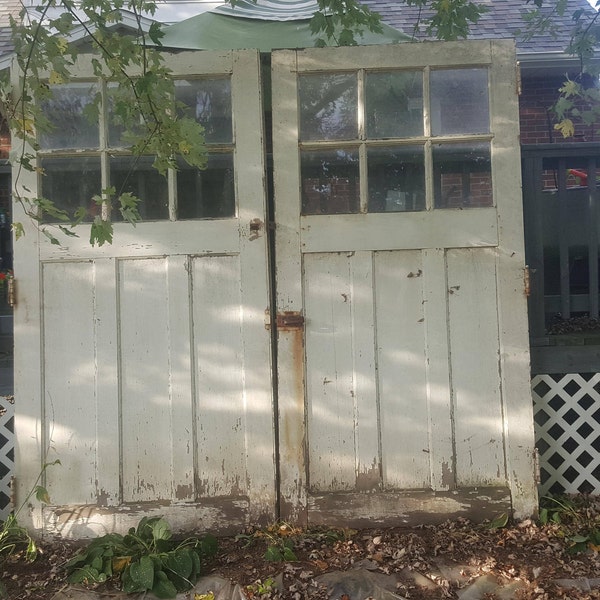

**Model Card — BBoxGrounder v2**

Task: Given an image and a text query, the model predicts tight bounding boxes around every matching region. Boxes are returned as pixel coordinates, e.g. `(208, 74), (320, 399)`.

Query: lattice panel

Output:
(532, 373), (600, 495)
(0, 396), (13, 519)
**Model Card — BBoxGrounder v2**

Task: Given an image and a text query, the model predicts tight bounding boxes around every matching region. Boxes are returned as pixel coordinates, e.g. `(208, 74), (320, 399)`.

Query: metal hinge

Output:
(524, 265), (531, 298)
(533, 447), (541, 485)
(516, 61), (522, 96)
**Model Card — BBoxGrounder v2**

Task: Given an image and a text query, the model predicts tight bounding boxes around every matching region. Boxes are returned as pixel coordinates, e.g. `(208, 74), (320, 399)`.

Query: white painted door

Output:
(14, 50), (276, 536)
(272, 40), (537, 526)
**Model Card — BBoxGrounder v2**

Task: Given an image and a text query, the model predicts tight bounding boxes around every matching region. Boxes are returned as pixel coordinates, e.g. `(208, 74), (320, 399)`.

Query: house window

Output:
(298, 67), (492, 215)
(38, 77), (235, 222)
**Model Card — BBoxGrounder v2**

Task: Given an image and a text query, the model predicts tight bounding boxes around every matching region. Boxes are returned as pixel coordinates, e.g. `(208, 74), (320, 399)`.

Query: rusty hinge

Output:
(533, 447), (541, 485)
(524, 265), (531, 298)
(7, 275), (15, 308)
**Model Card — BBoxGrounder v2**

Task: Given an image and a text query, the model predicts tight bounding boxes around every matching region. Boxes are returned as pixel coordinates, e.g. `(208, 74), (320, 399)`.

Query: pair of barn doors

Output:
(14, 40), (537, 537)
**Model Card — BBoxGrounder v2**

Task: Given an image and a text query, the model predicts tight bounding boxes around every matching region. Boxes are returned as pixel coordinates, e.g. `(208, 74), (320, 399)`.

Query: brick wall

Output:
(520, 73), (597, 145)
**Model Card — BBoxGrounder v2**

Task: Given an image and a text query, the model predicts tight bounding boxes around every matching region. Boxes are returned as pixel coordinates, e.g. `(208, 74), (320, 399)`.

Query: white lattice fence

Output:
(532, 373), (600, 495)
(0, 395), (13, 519)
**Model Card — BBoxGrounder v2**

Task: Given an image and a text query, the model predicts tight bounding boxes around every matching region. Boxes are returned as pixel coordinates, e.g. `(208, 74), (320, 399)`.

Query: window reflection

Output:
(368, 146), (425, 212)
(40, 156), (101, 220)
(366, 71), (423, 139)
(177, 153), (235, 219)
(110, 156), (169, 220)
(175, 78), (233, 144)
(301, 148), (360, 214)
(433, 142), (492, 208)
(299, 73), (358, 141)
(39, 83), (99, 150)
(430, 69), (489, 136)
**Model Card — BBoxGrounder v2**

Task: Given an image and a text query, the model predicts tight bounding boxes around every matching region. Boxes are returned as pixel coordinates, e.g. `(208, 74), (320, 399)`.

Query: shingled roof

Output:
(0, 0), (596, 59)
(361, 0), (595, 55)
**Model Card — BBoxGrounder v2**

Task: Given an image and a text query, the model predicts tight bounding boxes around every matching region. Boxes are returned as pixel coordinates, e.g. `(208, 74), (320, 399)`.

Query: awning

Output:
(159, 10), (409, 51)
(212, 0), (320, 21)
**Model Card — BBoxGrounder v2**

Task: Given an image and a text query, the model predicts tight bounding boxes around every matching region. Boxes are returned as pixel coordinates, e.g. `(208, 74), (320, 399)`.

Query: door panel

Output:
(14, 50), (275, 536)
(272, 40), (537, 525)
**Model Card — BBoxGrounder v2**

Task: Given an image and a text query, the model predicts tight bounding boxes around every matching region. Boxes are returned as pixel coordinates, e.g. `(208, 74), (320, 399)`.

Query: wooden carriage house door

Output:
(15, 41), (536, 534)
(14, 50), (277, 534)
(271, 40), (536, 525)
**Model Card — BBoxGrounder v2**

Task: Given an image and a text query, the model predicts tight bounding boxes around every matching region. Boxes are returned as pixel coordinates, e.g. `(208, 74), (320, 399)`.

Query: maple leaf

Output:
(554, 118), (575, 138)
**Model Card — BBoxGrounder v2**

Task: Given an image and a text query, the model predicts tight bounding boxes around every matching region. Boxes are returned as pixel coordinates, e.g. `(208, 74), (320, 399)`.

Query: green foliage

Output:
(538, 495), (600, 555)
(65, 516), (218, 598)
(486, 512), (509, 530)
(310, 0), (383, 47)
(404, 0), (488, 41)
(4, 0), (206, 245)
(0, 458), (60, 580)
(245, 577), (278, 598)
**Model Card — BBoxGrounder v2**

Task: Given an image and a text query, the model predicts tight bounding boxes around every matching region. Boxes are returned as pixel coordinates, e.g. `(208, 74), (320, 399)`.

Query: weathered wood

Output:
(491, 40), (538, 518)
(447, 248), (504, 487)
(307, 487), (511, 528)
(301, 209), (498, 253)
(374, 250), (430, 490)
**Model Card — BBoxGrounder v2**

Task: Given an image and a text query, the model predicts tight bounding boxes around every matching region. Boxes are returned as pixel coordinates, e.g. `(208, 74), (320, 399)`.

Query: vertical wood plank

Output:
(375, 250), (430, 489)
(43, 262), (97, 505)
(304, 252), (379, 492)
(166, 255), (195, 501)
(522, 156), (546, 338)
(119, 257), (176, 503)
(304, 253), (358, 492)
(422, 249), (455, 490)
(588, 157), (598, 318)
(558, 158), (571, 319)
(191, 255), (247, 499)
(447, 248), (505, 486)
(94, 258), (120, 505)
(272, 49), (308, 522)
(233, 50), (276, 523)
(11, 69), (45, 529)
(490, 39), (537, 517)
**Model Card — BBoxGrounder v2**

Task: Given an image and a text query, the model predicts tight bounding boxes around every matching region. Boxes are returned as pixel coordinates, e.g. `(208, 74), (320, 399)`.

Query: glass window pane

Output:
(368, 146), (425, 212)
(177, 153), (235, 219)
(107, 83), (144, 148)
(299, 73), (358, 141)
(433, 142), (492, 208)
(40, 156), (101, 221)
(110, 156), (169, 220)
(301, 148), (359, 214)
(430, 69), (489, 136)
(175, 78), (232, 144)
(366, 71), (423, 139)
(39, 83), (99, 150)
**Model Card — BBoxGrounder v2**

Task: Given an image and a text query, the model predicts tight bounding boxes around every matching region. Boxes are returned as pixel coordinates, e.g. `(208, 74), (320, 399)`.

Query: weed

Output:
(0, 459), (60, 598)
(245, 577), (278, 598)
(65, 516), (217, 598)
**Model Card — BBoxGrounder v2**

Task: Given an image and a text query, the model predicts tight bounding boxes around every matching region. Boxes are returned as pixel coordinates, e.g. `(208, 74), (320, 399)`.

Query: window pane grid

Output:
(298, 67), (492, 215)
(39, 77), (237, 222)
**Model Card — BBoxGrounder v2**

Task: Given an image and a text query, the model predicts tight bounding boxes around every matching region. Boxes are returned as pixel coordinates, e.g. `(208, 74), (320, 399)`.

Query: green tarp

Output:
(159, 11), (409, 51)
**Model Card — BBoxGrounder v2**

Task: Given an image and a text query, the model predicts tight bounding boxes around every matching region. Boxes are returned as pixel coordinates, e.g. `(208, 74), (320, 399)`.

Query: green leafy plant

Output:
(539, 494), (579, 526)
(0, 459), (60, 599)
(245, 577), (278, 598)
(65, 516), (217, 598)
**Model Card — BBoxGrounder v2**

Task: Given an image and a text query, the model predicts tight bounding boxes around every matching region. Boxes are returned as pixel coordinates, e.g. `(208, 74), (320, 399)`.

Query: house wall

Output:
(520, 73), (597, 144)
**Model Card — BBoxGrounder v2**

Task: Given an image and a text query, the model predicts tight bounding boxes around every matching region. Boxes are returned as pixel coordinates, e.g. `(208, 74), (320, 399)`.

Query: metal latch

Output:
(277, 311), (304, 329)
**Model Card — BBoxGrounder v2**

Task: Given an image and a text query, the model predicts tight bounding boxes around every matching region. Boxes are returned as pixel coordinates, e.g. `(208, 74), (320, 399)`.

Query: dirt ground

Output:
(3, 508), (600, 599)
